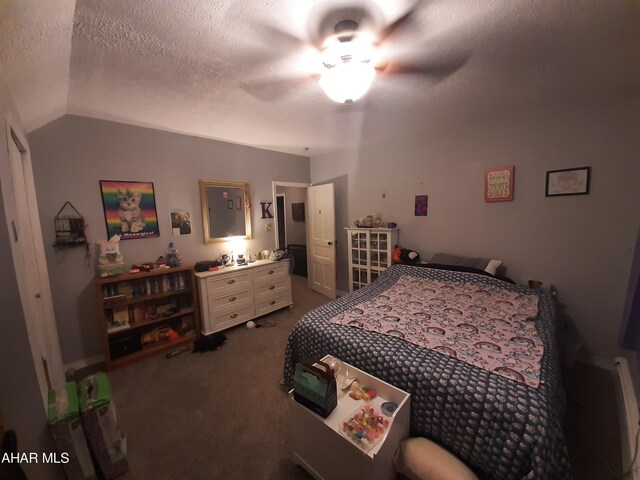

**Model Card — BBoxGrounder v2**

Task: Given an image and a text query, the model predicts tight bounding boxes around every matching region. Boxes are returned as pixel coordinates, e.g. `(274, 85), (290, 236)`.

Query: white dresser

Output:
(196, 259), (292, 335)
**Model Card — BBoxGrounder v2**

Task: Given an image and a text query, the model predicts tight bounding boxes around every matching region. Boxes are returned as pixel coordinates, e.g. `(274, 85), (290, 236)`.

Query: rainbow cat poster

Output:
(100, 180), (159, 240)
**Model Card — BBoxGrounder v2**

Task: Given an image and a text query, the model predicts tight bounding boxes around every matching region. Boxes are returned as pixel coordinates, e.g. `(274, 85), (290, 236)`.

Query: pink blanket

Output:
(330, 276), (543, 387)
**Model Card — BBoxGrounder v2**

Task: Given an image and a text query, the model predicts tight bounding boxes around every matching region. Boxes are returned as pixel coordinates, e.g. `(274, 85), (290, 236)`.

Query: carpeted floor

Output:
(101, 274), (622, 480)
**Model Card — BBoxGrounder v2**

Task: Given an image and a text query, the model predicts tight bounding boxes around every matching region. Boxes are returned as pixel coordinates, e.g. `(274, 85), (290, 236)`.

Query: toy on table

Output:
(341, 405), (390, 452)
(348, 380), (377, 401)
(96, 235), (125, 277)
(166, 328), (180, 341)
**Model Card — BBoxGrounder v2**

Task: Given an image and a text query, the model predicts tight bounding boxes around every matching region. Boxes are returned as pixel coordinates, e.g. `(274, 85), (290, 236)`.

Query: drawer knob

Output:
(229, 296), (236, 302)
(227, 279), (235, 284)
(268, 285), (275, 290)
(268, 270), (274, 275)
(230, 313), (238, 319)
(269, 300), (276, 305)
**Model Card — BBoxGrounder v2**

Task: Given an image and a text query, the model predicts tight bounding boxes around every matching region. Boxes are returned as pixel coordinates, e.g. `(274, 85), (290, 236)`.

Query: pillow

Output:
(418, 263), (494, 278)
(430, 253), (503, 276)
(418, 263), (516, 284)
(394, 437), (478, 480)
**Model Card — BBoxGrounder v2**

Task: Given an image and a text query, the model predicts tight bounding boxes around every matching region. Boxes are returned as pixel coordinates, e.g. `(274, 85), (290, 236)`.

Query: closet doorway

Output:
(272, 182), (309, 279)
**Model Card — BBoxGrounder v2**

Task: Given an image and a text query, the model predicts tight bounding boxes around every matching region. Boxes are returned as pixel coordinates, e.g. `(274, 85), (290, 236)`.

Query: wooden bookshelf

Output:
(95, 265), (201, 370)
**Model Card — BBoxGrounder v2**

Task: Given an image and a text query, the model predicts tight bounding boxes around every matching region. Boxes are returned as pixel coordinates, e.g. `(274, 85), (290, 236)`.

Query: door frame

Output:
(272, 181), (310, 250)
(272, 181), (310, 283)
(275, 193), (287, 249)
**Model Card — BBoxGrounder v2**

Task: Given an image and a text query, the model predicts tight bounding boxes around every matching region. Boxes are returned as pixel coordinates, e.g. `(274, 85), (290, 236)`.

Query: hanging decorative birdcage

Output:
(54, 201), (87, 247)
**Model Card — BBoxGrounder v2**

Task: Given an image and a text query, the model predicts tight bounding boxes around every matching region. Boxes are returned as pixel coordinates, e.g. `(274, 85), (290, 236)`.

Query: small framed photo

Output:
(227, 199), (234, 209)
(485, 166), (514, 202)
(415, 195), (428, 216)
(545, 167), (591, 197)
(170, 211), (192, 236)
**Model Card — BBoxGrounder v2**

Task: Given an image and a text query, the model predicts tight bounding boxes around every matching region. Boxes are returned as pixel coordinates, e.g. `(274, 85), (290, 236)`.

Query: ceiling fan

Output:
(241, 1), (469, 105)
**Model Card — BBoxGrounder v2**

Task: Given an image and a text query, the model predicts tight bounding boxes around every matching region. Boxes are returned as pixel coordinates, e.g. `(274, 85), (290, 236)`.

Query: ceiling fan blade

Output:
(377, 51), (470, 81)
(377, 1), (423, 44)
(239, 76), (316, 102)
(251, 22), (309, 51)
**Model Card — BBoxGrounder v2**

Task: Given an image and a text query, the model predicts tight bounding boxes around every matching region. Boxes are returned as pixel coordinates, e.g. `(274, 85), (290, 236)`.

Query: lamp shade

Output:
(319, 61), (376, 104)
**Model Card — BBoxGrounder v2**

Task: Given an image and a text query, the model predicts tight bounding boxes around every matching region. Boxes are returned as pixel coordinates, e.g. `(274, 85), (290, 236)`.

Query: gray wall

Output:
(311, 95), (640, 362)
(276, 185), (307, 246)
(0, 79), (63, 479)
(29, 115), (310, 364)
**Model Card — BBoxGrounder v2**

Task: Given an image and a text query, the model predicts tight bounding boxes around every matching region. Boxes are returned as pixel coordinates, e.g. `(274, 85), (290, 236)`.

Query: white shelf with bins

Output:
(346, 228), (398, 292)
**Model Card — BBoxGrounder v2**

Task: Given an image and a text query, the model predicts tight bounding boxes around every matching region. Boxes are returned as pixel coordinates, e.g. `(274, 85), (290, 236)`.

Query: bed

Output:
(284, 264), (572, 480)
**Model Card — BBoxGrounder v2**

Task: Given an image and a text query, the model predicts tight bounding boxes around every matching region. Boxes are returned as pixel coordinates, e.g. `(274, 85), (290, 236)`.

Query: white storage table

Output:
(289, 355), (410, 480)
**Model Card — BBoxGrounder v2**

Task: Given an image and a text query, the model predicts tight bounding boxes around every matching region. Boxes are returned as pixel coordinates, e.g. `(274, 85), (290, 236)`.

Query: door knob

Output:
(328, 241), (333, 246)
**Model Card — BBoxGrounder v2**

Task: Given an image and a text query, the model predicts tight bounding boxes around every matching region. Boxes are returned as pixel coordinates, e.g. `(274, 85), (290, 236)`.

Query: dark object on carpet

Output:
(1, 430), (27, 480)
(255, 319), (276, 328)
(192, 333), (227, 353)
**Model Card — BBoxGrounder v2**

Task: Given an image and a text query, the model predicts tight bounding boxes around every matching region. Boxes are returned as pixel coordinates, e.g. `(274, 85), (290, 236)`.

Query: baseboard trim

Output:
(64, 354), (104, 372)
(613, 357), (640, 480)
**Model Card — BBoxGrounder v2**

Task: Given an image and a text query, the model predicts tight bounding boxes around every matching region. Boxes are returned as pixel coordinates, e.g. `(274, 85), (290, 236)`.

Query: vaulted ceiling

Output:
(1, 0), (639, 155)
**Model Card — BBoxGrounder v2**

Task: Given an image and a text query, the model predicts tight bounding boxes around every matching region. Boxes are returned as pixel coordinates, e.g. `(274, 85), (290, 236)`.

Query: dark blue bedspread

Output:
(284, 264), (572, 480)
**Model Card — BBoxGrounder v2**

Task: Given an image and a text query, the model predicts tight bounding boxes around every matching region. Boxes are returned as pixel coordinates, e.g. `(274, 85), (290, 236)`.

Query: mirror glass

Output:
(199, 180), (252, 243)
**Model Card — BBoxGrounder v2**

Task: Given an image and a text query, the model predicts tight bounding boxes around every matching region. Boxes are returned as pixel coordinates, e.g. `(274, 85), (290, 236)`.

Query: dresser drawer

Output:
(207, 305), (254, 333)
(254, 262), (288, 286)
(255, 278), (288, 297)
(255, 290), (291, 317)
(206, 272), (251, 294)
(208, 289), (252, 312)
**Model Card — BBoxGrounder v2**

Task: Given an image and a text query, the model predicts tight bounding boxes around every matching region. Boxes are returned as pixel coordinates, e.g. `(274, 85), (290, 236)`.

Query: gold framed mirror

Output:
(199, 180), (252, 243)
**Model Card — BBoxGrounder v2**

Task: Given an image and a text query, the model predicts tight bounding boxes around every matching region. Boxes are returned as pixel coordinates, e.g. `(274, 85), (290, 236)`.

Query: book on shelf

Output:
(132, 305), (148, 324)
(117, 282), (134, 298)
(107, 306), (130, 332)
(162, 276), (171, 293)
(103, 293), (126, 302)
(107, 323), (131, 333)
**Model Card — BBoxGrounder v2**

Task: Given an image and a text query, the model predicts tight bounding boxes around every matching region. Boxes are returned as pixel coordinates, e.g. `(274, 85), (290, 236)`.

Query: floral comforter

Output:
(329, 275), (543, 388)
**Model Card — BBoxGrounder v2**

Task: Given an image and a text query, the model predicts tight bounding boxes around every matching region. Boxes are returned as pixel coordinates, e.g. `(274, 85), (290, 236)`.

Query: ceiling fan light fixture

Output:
(319, 60), (376, 104)
(319, 31), (376, 104)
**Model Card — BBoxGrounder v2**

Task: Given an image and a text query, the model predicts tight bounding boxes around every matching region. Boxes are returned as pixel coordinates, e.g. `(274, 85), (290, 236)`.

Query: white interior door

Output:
(307, 184), (336, 298)
(5, 128), (65, 407)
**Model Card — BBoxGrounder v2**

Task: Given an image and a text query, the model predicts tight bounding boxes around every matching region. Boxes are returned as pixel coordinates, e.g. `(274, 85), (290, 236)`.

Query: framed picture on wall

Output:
(100, 180), (159, 240)
(545, 167), (591, 197)
(170, 211), (192, 236)
(227, 199), (234, 209)
(415, 195), (428, 216)
(484, 166), (514, 202)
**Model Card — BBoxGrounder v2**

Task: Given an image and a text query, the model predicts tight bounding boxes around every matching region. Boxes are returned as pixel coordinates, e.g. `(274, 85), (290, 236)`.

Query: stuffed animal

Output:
(393, 246), (421, 265)
(96, 235), (125, 276)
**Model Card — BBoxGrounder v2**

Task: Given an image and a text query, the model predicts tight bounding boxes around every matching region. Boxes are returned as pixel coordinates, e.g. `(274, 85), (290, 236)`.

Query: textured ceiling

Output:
(0, 0), (76, 131)
(2, 0), (639, 155)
